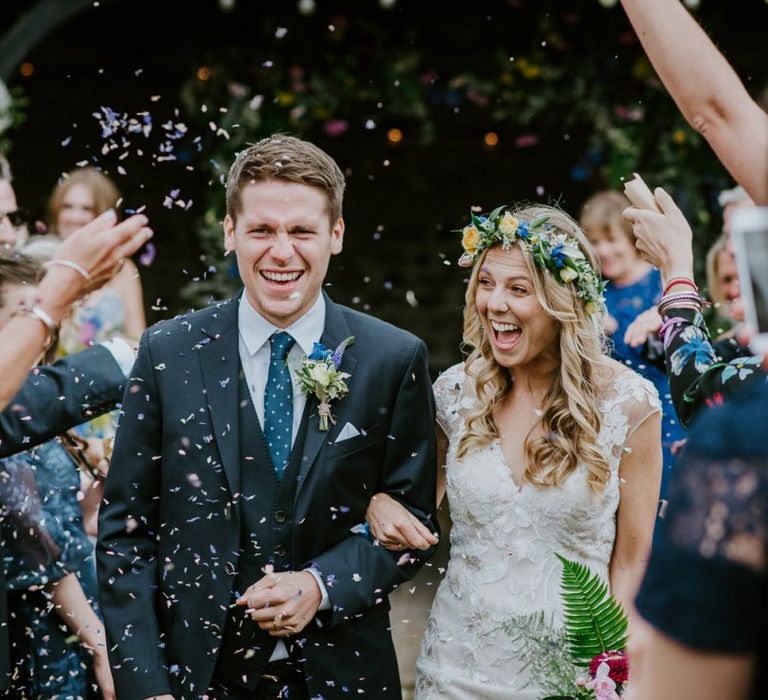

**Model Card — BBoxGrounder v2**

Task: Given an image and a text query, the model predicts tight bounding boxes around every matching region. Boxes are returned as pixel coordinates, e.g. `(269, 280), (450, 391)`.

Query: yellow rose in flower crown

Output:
(560, 267), (578, 283)
(498, 211), (519, 236)
(461, 225), (480, 256)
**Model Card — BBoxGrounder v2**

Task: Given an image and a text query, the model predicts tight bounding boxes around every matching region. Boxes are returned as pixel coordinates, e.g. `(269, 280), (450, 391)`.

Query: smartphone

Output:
(731, 206), (768, 354)
(623, 173), (662, 213)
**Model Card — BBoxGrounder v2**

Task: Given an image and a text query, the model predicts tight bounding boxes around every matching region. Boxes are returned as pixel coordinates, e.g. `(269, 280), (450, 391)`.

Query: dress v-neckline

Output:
(493, 439), (526, 491)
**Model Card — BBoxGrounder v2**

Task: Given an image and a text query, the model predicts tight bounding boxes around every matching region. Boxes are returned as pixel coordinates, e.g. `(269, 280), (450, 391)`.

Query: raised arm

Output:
(620, 0), (768, 204)
(0, 345), (126, 457)
(0, 212), (151, 411)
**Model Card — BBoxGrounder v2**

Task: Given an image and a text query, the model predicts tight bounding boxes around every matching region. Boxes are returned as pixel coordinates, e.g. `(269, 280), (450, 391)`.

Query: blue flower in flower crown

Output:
(516, 220), (530, 239)
(308, 342), (333, 362)
(550, 244), (567, 269)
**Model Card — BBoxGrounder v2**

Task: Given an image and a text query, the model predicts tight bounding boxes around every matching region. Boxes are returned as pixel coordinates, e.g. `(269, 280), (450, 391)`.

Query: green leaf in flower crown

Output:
(554, 553), (628, 667)
(488, 205), (506, 222)
(471, 213), (487, 231)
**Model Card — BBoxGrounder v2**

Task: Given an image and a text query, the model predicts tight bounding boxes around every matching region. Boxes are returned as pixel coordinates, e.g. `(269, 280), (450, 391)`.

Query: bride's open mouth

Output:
(490, 320), (522, 351)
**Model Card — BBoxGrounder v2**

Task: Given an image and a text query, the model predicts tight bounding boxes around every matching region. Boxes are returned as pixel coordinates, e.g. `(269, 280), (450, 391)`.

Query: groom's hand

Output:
(236, 570), (322, 637)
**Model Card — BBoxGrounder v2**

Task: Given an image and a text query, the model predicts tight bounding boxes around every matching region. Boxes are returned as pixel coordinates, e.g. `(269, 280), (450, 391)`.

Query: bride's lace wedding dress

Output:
(415, 362), (660, 699)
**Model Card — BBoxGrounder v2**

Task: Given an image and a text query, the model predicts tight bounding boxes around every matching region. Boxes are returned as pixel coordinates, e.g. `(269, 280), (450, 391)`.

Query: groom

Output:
(97, 135), (438, 700)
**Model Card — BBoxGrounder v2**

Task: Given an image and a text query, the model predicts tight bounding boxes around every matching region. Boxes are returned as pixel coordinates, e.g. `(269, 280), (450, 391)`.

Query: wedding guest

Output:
(48, 167), (146, 347)
(0, 156), (28, 251)
(581, 190), (684, 510)
(0, 210), (151, 411)
(706, 233), (743, 325)
(366, 204), (661, 698)
(619, 0), (768, 205)
(0, 311), (135, 694)
(0, 255), (116, 698)
(631, 382), (768, 700)
(623, 188), (764, 428)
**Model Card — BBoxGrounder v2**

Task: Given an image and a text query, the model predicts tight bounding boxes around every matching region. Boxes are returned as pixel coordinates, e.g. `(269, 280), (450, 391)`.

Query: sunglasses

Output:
(0, 208), (30, 227)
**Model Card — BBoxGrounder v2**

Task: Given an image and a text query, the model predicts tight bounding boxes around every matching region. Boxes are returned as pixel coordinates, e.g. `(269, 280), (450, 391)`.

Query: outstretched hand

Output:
(45, 210), (153, 307)
(366, 492), (439, 551)
(624, 306), (662, 348)
(622, 187), (694, 284)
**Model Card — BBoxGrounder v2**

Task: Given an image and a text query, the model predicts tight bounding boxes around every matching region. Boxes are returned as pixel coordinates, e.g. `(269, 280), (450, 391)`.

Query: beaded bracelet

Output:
(662, 277), (698, 297)
(658, 292), (704, 317)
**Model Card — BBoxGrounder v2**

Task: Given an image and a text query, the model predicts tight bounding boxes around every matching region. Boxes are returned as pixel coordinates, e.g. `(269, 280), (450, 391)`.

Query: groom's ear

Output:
(330, 217), (345, 256)
(223, 214), (236, 254)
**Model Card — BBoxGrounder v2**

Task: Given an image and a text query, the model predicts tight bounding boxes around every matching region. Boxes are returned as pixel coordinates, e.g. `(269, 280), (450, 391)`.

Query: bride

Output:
(367, 204), (662, 698)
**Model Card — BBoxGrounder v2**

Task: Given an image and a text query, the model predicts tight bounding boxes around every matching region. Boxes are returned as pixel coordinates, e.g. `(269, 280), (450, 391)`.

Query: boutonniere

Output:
(297, 336), (355, 431)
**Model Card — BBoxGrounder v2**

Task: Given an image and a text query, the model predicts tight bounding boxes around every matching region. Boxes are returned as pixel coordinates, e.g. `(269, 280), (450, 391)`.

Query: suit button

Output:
(274, 545), (287, 557)
(273, 510), (287, 524)
(224, 561), (236, 576)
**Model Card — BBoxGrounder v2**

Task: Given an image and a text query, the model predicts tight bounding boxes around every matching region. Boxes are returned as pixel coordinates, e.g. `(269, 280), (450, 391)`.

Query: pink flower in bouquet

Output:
(589, 650), (629, 686)
(587, 662), (620, 700)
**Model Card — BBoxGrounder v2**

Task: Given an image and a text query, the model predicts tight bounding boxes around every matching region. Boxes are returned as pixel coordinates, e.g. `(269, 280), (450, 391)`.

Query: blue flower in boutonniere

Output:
(297, 336), (355, 431)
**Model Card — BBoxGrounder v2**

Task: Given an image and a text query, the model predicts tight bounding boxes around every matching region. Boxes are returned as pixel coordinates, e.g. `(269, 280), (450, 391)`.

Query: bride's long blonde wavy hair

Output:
(457, 204), (611, 493)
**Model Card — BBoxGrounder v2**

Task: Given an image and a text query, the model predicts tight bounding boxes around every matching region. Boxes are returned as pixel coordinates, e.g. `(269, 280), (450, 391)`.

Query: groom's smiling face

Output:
(224, 179), (344, 327)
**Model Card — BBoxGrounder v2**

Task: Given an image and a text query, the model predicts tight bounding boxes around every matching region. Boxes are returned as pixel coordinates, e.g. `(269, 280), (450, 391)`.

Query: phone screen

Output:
(732, 207), (768, 339)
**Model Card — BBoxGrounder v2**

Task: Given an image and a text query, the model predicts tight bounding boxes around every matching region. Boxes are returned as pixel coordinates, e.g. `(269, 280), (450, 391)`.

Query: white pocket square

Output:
(334, 422), (362, 443)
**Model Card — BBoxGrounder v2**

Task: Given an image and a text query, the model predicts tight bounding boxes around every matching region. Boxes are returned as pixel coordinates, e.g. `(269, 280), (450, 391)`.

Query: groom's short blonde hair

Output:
(225, 134), (346, 226)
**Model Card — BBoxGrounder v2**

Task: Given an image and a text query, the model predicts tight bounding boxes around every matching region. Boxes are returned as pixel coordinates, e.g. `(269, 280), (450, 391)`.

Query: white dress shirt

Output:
(237, 292), (330, 660)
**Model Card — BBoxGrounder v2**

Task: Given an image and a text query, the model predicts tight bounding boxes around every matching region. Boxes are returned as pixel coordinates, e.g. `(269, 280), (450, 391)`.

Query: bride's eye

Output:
(478, 278), (493, 288)
(510, 285), (528, 295)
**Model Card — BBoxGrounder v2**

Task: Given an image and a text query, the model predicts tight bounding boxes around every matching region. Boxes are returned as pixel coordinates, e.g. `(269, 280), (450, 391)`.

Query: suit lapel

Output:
(197, 296), (242, 499)
(295, 295), (358, 498)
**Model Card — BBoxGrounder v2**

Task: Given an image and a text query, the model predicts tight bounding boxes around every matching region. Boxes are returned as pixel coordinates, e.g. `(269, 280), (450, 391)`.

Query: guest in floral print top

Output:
(623, 188), (765, 429)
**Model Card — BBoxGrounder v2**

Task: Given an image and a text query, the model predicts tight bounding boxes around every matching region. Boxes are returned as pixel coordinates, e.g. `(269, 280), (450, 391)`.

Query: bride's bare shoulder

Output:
(593, 355), (638, 392)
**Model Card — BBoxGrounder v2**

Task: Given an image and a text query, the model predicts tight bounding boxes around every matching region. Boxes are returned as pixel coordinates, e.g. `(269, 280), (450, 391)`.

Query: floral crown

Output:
(458, 206), (607, 316)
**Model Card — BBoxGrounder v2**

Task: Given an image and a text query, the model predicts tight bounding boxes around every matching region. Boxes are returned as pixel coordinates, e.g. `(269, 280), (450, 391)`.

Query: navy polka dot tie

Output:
(264, 332), (296, 478)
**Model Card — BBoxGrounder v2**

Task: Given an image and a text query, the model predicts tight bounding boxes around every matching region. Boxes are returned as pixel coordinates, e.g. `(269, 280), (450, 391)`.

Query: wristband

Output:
(662, 277), (698, 296)
(44, 258), (92, 281)
(11, 306), (58, 350)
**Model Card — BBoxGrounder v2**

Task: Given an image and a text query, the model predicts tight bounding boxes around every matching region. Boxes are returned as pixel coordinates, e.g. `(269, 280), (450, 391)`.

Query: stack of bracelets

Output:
(658, 277), (707, 344)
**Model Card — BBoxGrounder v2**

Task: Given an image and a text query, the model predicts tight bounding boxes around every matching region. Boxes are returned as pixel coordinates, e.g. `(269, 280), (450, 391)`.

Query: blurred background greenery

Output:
(2, 0), (767, 370)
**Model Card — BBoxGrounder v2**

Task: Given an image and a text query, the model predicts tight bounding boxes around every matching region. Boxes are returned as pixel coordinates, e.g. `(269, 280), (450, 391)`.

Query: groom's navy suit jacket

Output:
(97, 293), (438, 700)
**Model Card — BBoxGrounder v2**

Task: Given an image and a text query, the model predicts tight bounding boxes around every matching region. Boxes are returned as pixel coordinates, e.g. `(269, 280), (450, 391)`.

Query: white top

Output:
(238, 291), (325, 443)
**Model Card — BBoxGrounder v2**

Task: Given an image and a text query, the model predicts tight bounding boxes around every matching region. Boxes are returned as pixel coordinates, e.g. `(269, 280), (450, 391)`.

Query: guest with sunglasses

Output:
(0, 156), (28, 250)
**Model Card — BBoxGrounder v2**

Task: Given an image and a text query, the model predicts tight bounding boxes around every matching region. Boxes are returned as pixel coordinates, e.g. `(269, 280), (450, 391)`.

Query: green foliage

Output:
(177, 6), (732, 304)
(502, 611), (580, 698)
(555, 553), (628, 667)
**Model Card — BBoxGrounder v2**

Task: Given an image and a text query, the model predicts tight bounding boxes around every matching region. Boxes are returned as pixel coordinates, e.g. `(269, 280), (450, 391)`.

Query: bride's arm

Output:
(365, 425), (447, 550)
(609, 411), (662, 626)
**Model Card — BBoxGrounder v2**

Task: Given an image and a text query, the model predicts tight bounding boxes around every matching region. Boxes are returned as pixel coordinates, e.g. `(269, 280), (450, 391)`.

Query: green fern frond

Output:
(555, 553), (628, 666)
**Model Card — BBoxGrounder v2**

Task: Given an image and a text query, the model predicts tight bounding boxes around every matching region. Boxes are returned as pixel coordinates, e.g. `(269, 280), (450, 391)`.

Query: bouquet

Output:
(504, 554), (630, 699)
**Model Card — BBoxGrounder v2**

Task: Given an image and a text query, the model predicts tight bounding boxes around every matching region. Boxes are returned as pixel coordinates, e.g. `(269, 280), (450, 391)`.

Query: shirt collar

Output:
(238, 291), (326, 358)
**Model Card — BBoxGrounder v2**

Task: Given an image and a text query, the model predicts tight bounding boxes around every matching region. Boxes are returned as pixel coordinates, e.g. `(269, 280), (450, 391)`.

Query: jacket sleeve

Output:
(662, 308), (764, 428)
(306, 339), (438, 627)
(96, 332), (174, 699)
(0, 345), (125, 458)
